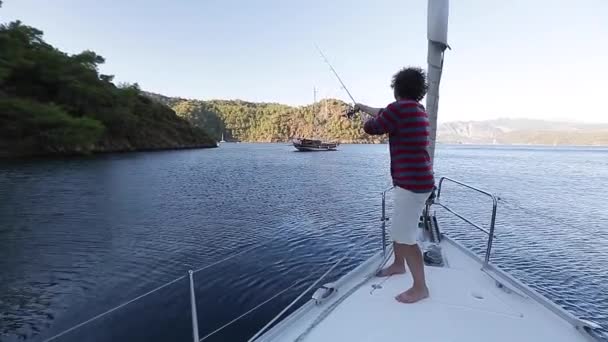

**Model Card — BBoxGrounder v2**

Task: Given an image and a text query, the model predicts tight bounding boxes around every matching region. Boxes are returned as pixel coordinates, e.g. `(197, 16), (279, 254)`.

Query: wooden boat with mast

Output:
(293, 87), (339, 152)
(292, 138), (339, 151)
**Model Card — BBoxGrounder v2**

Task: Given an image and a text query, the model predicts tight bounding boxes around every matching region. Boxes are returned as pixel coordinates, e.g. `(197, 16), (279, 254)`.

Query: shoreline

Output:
(3, 142), (606, 160)
(226, 141), (608, 148)
(0, 143), (218, 160)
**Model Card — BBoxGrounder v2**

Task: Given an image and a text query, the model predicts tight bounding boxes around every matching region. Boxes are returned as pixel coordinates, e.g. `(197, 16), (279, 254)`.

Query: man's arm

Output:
(355, 103), (382, 116)
(359, 102), (398, 135)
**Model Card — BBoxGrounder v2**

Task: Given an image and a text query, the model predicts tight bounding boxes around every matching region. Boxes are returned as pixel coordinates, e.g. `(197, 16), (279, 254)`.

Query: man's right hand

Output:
(355, 103), (381, 116)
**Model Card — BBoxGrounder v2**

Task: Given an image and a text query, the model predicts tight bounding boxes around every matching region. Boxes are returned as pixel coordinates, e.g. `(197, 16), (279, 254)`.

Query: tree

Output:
(0, 20), (215, 156)
(151, 95), (385, 144)
(72, 50), (105, 70)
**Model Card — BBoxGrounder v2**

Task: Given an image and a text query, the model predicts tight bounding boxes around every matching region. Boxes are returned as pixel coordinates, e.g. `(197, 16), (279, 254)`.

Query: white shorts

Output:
(390, 186), (431, 245)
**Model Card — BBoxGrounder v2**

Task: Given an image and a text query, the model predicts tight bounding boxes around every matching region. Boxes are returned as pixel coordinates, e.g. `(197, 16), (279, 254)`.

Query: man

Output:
(355, 66), (434, 304)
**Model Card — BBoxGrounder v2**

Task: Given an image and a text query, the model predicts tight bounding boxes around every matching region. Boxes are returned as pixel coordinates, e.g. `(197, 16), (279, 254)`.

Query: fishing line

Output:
(315, 44), (357, 105)
(314, 45), (368, 120)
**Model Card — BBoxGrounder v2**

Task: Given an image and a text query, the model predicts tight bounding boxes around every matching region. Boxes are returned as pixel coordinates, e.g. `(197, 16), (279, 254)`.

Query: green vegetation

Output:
(145, 92), (385, 144)
(0, 19), (215, 157)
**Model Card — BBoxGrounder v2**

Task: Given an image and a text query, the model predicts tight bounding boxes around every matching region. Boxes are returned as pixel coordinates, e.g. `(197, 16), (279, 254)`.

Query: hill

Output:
(145, 92), (608, 146)
(0, 20), (216, 158)
(143, 91), (384, 144)
(438, 119), (608, 145)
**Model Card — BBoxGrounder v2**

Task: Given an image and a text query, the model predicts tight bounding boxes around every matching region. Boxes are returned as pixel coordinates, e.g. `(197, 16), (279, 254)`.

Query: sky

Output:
(2, 0), (607, 123)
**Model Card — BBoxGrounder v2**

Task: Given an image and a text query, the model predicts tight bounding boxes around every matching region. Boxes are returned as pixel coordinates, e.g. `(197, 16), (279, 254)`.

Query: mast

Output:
(426, 0), (450, 163)
(313, 87), (317, 138)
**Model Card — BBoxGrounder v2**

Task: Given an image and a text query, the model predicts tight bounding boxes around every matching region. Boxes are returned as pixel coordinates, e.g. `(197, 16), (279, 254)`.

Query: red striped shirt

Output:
(363, 100), (435, 193)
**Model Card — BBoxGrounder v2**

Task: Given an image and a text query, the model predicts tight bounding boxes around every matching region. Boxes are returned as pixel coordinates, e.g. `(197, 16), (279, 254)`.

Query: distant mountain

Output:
(438, 119), (608, 146)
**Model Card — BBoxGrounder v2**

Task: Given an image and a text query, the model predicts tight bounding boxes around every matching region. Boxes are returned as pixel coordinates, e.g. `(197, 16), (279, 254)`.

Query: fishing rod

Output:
(314, 45), (365, 119)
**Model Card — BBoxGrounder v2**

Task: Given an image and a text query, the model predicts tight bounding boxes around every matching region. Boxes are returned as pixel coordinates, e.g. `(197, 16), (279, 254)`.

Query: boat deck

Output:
(256, 237), (596, 342)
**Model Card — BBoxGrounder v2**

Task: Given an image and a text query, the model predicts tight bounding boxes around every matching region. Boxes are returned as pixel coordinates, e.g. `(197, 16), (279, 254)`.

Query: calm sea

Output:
(1, 144), (606, 341)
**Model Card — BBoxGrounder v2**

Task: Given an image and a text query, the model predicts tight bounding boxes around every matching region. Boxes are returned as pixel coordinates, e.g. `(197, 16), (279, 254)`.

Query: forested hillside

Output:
(0, 17), (215, 157)
(144, 92), (385, 144)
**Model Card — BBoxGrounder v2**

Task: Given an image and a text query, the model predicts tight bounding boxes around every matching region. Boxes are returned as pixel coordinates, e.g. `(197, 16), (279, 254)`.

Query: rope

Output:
(192, 242), (271, 274)
(42, 275), (187, 342)
(291, 194), (604, 341)
(199, 204), (387, 341)
(199, 279), (303, 341)
(498, 197), (593, 233)
(293, 248), (392, 342)
(247, 254), (346, 341)
(42, 240), (278, 342)
(41, 197), (388, 342)
(249, 217), (386, 341)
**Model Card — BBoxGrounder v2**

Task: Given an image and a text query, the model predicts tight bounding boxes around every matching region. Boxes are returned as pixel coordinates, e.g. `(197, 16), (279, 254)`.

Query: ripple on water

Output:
(0, 144), (607, 341)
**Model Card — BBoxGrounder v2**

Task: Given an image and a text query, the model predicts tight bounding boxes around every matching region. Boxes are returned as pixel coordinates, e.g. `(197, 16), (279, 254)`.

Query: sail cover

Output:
(426, 0), (449, 162)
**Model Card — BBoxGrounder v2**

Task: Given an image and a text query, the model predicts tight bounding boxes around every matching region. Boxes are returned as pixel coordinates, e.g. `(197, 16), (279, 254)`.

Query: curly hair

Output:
(391, 67), (428, 102)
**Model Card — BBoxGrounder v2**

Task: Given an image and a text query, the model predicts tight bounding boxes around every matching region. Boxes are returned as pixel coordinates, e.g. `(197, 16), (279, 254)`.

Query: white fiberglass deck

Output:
(256, 237), (596, 342)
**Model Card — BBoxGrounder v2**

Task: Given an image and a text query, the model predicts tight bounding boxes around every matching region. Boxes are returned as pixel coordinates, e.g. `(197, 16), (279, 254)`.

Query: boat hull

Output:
(292, 139), (339, 152)
(294, 144), (338, 152)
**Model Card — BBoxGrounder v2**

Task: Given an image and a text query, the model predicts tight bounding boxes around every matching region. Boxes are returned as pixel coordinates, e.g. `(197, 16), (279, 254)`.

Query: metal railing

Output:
(380, 186), (394, 256)
(188, 270), (200, 342)
(42, 198), (389, 342)
(250, 202), (391, 341)
(431, 178), (606, 340)
(41, 240), (278, 342)
(40, 181), (499, 342)
(432, 176), (499, 265)
(40, 182), (608, 341)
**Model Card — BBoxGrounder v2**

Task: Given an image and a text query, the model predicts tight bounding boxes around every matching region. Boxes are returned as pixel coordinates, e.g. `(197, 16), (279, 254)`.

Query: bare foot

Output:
(395, 286), (429, 303)
(375, 263), (406, 277)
